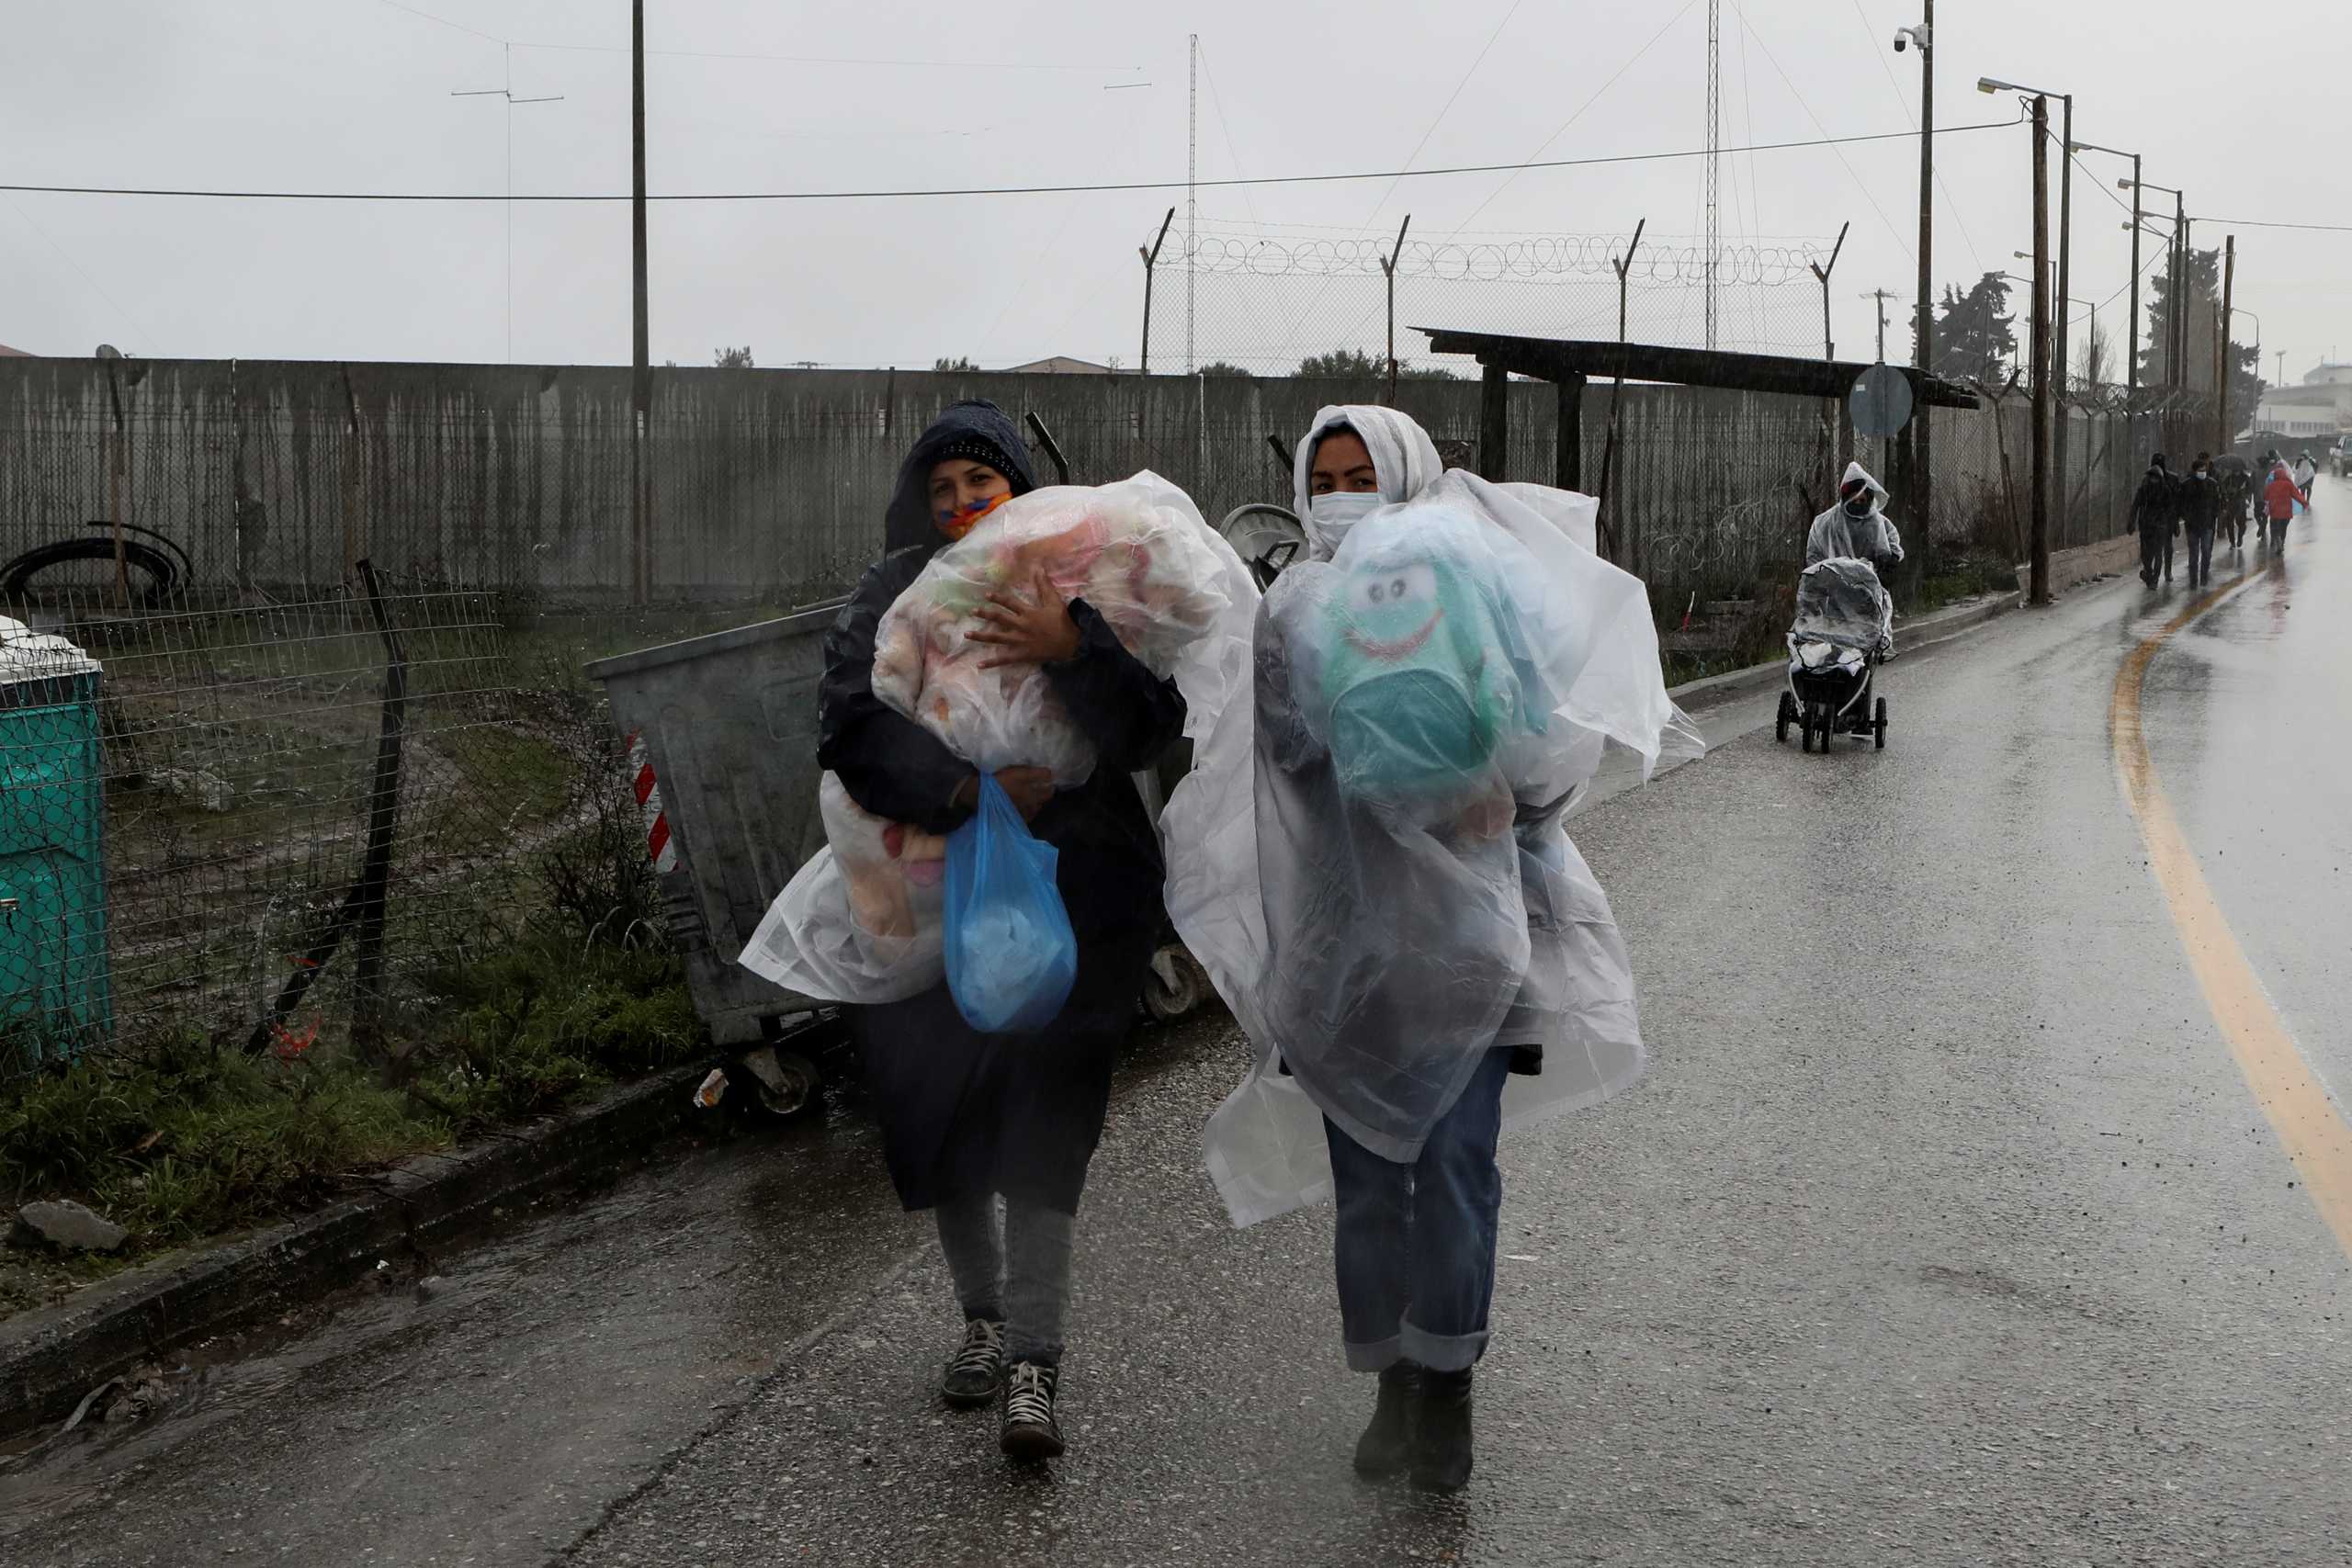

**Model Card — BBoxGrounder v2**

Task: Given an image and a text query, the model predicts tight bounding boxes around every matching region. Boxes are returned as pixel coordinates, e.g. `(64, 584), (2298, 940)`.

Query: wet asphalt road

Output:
(6, 488), (2351, 1566)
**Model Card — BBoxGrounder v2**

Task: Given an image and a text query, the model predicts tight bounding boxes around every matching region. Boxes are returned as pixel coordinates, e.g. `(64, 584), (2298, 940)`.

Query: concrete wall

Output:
(0, 356), (2050, 608)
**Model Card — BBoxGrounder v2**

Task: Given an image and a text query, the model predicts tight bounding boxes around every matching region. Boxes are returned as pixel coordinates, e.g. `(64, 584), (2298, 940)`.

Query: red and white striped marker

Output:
(627, 729), (678, 874)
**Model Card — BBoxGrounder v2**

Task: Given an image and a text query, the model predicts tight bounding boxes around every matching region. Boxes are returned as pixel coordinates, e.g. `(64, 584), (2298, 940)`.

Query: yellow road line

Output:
(2110, 564), (2352, 1258)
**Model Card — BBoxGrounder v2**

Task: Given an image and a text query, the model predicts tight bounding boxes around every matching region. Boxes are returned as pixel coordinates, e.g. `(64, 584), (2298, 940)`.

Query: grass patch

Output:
(1, 935), (701, 1314)
(1915, 548), (2020, 615)
(443, 725), (574, 828)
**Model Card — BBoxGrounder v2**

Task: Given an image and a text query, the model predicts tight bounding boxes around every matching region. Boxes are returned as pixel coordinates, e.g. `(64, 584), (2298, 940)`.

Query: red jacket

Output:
(2264, 469), (2307, 521)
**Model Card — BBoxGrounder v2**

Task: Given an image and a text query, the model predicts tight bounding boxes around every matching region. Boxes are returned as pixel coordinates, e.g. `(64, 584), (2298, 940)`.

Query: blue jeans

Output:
(1322, 1046), (1513, 1373)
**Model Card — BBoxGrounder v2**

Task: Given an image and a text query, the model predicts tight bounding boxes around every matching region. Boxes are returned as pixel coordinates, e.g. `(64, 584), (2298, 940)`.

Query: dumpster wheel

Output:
(1143, 945), (1210, 1022)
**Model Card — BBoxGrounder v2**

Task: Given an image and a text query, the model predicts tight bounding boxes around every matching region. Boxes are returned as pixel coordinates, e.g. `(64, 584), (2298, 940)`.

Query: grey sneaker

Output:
(1000, 1360), (1064, 1461)
(941, 1318), (1004, 1409)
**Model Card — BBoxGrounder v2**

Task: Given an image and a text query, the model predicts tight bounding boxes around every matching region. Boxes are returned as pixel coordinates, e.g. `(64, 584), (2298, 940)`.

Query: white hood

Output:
(1292, 404), (1444, 558)
(1838, 460), (1891, 510)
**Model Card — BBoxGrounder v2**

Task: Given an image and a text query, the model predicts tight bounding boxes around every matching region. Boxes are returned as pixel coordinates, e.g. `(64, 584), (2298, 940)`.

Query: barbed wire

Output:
(1170, 231), (1837, 288)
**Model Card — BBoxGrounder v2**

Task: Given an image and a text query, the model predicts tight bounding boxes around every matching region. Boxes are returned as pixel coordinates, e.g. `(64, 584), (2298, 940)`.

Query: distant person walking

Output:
(2179, 454), (2222, 589)
(2262, 458), (2307, 549)
(2293, 451), (2319, 510)
(2131, 454), (2179, 587)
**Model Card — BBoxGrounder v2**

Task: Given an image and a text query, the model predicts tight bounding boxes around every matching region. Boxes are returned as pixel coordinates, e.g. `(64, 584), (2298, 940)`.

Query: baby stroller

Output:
(1775, 557), (1893, 752)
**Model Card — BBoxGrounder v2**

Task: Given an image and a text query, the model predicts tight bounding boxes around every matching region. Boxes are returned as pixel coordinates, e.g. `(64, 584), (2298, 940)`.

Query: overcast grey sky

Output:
(3, 0), (2345, 379)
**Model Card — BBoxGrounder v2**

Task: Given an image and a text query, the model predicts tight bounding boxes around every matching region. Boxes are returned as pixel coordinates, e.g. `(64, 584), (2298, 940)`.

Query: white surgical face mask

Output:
(1306, 490), (1382, 554)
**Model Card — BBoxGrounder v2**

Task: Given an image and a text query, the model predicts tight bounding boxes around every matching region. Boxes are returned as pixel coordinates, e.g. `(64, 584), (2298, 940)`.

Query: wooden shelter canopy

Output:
(1417, 327), (1981, 411)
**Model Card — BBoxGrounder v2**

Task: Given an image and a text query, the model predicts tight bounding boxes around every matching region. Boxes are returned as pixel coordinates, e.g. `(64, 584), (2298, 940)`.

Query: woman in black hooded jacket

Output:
(814, 400), (1183, 1462)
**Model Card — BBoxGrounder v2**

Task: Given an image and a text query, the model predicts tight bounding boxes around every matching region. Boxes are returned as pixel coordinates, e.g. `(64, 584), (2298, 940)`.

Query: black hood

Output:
(883, 400), (1039, 556)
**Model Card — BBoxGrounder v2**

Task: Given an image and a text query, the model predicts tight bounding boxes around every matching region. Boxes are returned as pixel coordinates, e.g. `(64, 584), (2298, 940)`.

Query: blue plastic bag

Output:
(943, 775), (1079, 1034)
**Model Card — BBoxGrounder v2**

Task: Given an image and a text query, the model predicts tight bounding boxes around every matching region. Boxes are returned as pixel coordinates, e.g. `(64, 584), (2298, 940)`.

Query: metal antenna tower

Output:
(453, 45), (563, 363)
(1186, 33), (1198, 376)
(1704, 1), (1722, 351)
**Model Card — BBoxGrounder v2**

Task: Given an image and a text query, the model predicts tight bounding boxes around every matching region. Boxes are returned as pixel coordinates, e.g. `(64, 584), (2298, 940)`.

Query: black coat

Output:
(2178, 471), (2222, 531)
(2130, 468), (2178, 537)
(816, 402), (1186, 1214)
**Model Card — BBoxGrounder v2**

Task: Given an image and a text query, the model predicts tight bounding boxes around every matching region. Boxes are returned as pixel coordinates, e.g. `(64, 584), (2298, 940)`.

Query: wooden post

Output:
(1479, 364), (1510, 480)
(630, 0), (650, 604)
(103, 359), (130, 609)
(1381, 213), (1411, 404)
(340, 365), (363, 582)
(2218, 235), (2235, 455)
(2029, 95), (2052, 606)
(1556, 374), (1585, 492)
(1137, 207), (1173, 375)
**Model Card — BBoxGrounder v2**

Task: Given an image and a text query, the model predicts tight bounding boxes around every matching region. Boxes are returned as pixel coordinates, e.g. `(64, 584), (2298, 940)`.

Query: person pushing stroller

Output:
(1807, 462), (1905, 579)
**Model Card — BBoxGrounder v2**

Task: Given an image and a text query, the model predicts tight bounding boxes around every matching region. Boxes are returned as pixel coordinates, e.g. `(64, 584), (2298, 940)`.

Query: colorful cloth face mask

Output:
(936, 492), (1011, 541)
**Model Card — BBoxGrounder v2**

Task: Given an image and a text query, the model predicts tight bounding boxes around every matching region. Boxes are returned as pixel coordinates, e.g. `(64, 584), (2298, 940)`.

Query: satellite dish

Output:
(1216, 502), (1308, 590)
(1849, 364), (1914, 438)
(94, 344), (123, 359)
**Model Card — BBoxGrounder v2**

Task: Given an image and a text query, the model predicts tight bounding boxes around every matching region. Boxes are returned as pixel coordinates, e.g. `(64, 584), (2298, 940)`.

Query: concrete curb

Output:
(0, 1062), (709, 1435)
(1667, 589), (2025, 710)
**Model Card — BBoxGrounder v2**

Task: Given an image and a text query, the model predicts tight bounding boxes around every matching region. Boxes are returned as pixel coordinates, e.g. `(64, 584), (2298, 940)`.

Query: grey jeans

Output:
(933, 1193), (1076, 1367)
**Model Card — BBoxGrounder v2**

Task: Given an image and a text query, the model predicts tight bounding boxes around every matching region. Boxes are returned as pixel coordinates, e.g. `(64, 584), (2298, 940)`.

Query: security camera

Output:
(1893, 29), (1908, 51)
(1893, 24), (1931, 51)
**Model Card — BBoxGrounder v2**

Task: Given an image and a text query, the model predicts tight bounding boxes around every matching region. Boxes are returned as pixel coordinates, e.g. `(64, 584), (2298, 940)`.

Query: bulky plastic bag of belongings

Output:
(872, 477), (1237, 784)
(1790, 557), (1894, 657)
(741, 471), (1260, 1006)
(942, 774), (1079, 1032)
(1165, 468), (1693, 1227)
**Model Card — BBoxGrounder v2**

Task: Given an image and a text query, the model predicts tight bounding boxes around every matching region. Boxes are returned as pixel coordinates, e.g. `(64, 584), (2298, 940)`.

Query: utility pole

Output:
(630, 0), (650, 604)
(1866, 289), (1897, 362)
(2126, 155), (2141, 411)
(2029, 94), (2051, 606)
(2051, 94), (2074, 558)
(1910, 1), (1935, 599)
(2219, 234), (2235, 454)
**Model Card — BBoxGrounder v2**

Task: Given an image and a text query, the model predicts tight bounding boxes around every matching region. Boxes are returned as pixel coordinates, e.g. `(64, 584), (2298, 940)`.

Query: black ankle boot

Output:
(1410, 1368), (1474, 1493)
(1352, 1362), (1419, 1478)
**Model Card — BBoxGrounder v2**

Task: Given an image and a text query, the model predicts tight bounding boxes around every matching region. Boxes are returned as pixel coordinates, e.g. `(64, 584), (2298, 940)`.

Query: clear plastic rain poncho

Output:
(741, 471), (1259, 1003)
(1164, 405), (1702, 1227)
(1790, 557), (1894, 658)
(1805, 461), (1905, 568)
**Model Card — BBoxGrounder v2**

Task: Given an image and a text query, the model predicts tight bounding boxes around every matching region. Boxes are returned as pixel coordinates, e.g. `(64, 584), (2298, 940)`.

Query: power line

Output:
(1365, 0), (1528, 222)
(1841, 0), (1984, 272)
(2191, 217), (2352, 234)
(1728, 2), (1912, 264)
(1447, 0), (1703, 235)
(0, 123), (2017, 205)
(368, 0), (1139, 72)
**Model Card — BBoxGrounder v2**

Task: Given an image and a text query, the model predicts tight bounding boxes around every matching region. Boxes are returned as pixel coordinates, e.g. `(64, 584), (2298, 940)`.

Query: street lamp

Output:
(2124, 176), (2188, 395)
(2072, 140), (2143, 412)
(2233, 307), (2265, 442)
(1980, 76), (2064, 604)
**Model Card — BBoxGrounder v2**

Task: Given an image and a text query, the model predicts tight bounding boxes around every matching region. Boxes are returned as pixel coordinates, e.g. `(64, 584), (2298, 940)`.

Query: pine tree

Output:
(1930, 273), (2018, 385)
(2140, 247), (2262, 411)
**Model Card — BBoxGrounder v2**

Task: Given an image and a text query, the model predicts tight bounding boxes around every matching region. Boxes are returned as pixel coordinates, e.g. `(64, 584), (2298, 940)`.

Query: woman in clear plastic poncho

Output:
(1162, 404), (1695, 1492)
(812, 400), (1186, 1463)
(1806, 461), (1905, 573)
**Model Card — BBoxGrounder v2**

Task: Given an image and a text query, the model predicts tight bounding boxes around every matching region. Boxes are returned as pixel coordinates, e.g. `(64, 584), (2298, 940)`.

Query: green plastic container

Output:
(0, 629), (109, 1066)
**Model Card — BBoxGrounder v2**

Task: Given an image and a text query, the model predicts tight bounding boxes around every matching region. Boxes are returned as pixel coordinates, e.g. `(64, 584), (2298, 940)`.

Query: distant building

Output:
(998, 355), (1122, 375)
(2249, 360), (2352, 443)
(0, 344), (31, 357)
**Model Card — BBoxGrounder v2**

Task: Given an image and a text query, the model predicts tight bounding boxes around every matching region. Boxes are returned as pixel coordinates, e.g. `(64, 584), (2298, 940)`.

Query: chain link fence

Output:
(0, 354), (2221, 1076)
(1148, 228), (1843, 378)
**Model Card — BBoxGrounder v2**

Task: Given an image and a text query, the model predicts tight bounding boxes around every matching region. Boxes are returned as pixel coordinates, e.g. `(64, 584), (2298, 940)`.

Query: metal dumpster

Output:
(0, 623), (110, 1065)
(585, 604), (842, 1050)
(586, 600), (1212, 1054)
